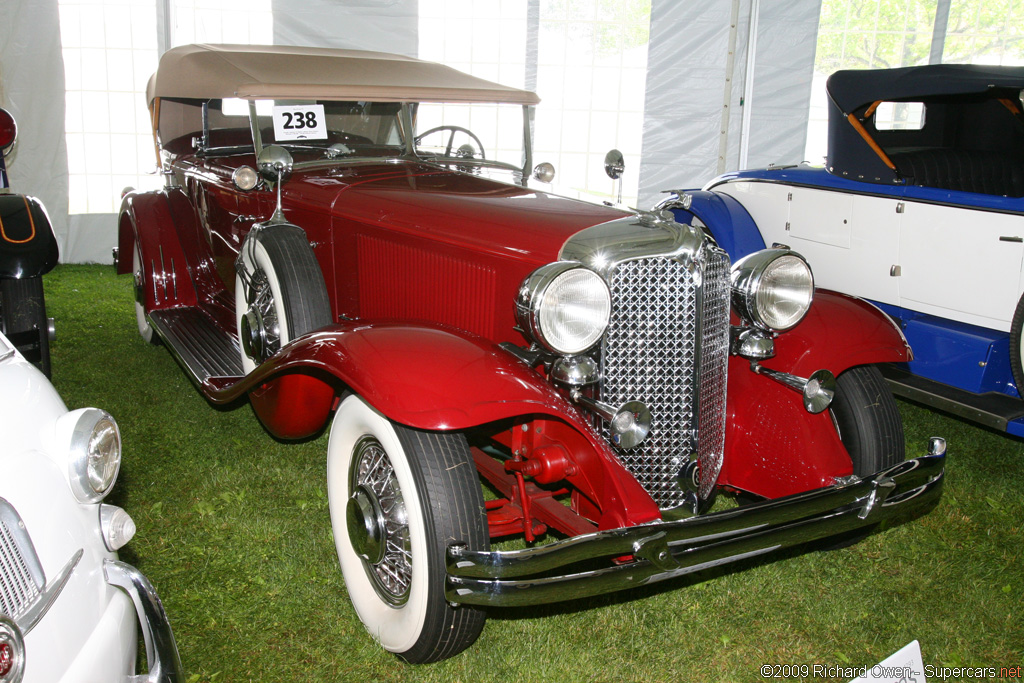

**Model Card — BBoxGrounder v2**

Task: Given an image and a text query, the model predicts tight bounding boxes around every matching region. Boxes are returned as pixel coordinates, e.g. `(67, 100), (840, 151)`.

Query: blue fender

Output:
(660, 190), (766, 259)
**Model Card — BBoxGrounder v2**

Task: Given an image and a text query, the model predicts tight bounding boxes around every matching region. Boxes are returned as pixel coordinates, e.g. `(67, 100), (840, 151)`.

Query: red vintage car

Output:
(118, 44), (945, 663)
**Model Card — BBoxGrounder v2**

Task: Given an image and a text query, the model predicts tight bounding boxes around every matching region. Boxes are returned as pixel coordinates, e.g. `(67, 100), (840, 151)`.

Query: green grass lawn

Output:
(44, 265), (1022, 682)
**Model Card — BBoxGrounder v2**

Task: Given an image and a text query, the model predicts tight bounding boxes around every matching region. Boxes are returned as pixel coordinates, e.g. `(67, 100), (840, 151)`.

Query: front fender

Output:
(770, 290), (911, 376)
(207, 322), (662, 528)
(656, 190), (766, 259)
(212, 322), (589, 430)
(718, 291), (910, 498)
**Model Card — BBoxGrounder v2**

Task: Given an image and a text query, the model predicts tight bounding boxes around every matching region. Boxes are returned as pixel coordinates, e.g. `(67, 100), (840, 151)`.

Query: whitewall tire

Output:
(326, 395), (488, 663)
(132, 242), (158, 345)
(235, 224), (330, 374)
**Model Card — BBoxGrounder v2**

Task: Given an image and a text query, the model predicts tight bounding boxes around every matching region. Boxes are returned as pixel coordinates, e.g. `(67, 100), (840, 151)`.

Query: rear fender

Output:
(210, 322), (661, 528)
(117, 191), (198, 311)
(718, 291), (910, 498)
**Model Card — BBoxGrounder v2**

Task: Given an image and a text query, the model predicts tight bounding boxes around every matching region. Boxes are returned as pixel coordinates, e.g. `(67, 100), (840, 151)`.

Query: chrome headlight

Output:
(516, 262), (611, 355)
(731, 249), (814, 332)
(59, 408), (122, 503)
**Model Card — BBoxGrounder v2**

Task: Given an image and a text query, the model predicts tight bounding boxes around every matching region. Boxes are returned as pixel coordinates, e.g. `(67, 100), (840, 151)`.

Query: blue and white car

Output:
(658, 64), (1024, 436)
(0, 330), (181, 683)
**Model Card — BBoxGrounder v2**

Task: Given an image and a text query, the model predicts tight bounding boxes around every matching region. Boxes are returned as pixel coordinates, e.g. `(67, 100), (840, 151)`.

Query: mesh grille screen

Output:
(0, 517), (40, 619)
(600, 250), (730, 508)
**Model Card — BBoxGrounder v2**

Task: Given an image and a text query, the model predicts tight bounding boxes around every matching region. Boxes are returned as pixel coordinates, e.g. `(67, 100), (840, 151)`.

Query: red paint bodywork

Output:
(718, 291), (911, 498)
(120, 139), (912, 535)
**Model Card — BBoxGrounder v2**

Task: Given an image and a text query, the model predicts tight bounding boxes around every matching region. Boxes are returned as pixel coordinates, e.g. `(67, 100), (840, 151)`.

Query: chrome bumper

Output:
(104, 560), (183, 683)
(446, 439), (946, 608)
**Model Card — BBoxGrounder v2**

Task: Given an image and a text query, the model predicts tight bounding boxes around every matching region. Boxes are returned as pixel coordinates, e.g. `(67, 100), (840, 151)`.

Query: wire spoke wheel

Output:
(349, 436), (412, 604)
(328, 395), (488, 663)
(234, 224), (331, 374)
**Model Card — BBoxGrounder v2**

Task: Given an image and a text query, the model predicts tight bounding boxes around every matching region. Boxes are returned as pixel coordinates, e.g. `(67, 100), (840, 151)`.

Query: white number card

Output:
(272, 104), (327, 141)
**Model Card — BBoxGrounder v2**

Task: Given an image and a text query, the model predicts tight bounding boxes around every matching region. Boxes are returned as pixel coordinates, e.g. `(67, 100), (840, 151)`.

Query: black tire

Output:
(1, 276), (51, 377)
(327, 395), (489, 663)
(821, 365), (904, 549)
(831, 364), (905, 476)
(1009, 293), (1024, 397)
(235, 224), (331, 373)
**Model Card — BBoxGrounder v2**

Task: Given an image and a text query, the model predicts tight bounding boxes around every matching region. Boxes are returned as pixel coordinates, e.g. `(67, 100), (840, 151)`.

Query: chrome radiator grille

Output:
(599, 249), (731, 508)
(0, 500), (42, 620)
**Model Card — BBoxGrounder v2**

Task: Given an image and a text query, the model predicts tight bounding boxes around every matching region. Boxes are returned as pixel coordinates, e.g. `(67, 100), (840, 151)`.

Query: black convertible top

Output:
(827, 64), (1024, 115)
(824, 64), (1024, 192)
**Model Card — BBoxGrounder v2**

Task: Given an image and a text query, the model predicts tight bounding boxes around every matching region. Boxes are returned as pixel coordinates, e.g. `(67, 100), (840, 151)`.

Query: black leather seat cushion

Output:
(890, 148), (1024, 197)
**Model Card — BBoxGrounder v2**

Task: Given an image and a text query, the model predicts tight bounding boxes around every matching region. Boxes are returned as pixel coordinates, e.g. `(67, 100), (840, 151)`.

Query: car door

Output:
(897, 201), (1024, 332)
(721, 181), (902, 307)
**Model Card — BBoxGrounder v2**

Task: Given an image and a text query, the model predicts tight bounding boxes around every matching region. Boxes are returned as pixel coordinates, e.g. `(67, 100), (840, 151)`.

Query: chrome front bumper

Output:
(104, 560), (183, 683)
(446, 439), (946, 607)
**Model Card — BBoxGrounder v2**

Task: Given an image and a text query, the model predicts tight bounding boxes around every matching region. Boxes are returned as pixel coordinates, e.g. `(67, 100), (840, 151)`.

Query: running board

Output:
(148, 308), (243, 387)
(880, 363), (1024, 433)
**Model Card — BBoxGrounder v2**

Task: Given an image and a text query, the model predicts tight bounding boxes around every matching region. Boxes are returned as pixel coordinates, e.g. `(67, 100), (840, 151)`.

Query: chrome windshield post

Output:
(521, 104), (533, 184)
(400, 103), (417, 158)
(248, 100), (264, 155)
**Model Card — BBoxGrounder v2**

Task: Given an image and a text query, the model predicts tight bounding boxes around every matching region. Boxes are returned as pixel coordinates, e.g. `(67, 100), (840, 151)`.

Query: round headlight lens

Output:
(66, 409), (122, 503)
(517, 263), (611, 355)
(732, 250), (814, 331)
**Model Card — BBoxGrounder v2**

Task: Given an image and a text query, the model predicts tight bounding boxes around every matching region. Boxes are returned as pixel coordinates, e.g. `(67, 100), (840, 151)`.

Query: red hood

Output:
(289, 161), (629, 265)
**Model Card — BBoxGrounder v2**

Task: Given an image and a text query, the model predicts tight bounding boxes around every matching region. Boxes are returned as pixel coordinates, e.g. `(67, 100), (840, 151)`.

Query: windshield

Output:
(245, 99), (529, 173)
(410, 102), (528, 172)
(248, 99), (405, 159)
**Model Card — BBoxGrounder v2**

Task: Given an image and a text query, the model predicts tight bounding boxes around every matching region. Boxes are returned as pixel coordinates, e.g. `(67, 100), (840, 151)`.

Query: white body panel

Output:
(0, 333), (138, 683)
(715, 180), (1024, 331)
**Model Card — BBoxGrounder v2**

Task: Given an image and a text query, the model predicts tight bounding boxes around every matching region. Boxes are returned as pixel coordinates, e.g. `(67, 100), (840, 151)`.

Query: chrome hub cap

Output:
(240, 269), (279, 363)
(349, 436), (411, 605)
(347, 485), (386, 564)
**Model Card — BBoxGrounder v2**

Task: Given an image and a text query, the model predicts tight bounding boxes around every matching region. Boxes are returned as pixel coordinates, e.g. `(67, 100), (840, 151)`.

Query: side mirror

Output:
(604, 149), (624, 180)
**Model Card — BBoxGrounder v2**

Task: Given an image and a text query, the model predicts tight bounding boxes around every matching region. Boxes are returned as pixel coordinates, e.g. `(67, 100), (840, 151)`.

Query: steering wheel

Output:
(414, 125), (486, 160)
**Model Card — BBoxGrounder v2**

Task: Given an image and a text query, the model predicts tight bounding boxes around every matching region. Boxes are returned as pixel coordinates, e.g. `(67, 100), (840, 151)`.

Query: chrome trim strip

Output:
(18, 549), (81, 634)
(104, 560), (183, 683)
(446, 449), (944, 607)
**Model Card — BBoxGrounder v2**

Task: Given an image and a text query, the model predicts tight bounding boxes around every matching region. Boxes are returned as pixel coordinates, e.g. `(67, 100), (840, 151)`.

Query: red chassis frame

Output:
(119, 189), (911, 541)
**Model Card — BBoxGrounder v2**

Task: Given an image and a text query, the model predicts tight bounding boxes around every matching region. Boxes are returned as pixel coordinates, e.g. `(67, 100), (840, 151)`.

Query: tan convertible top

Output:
(147, 43), (540, 105)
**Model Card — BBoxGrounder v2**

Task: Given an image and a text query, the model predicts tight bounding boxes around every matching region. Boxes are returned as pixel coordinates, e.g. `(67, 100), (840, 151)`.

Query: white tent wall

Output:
(638, 0), (820, 208)
(271, 0), (419, 57)
(1, 0), (820, 263)
(0, 0), (71, 259)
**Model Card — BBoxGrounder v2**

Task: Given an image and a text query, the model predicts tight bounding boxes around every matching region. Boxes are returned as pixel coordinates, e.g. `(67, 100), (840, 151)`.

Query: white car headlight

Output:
(516, 263), (611, 355)
(731, 249), (814, 332)
(59, 408), (122, 503)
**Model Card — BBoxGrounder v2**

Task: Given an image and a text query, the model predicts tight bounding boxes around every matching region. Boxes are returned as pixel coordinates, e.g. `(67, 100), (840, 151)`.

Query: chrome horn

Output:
(751, 363), (836, 414)
(571, 390), (651, 449)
